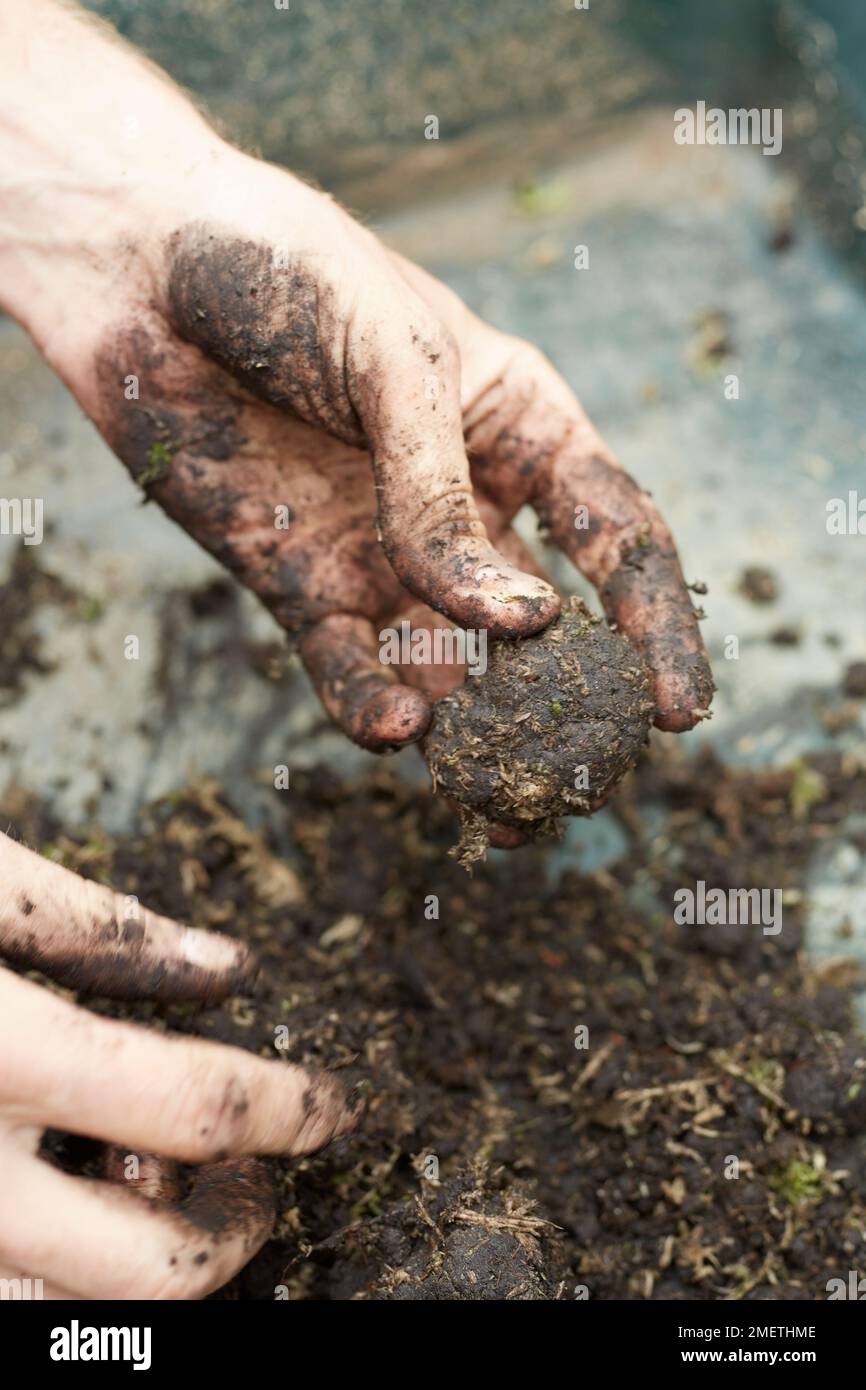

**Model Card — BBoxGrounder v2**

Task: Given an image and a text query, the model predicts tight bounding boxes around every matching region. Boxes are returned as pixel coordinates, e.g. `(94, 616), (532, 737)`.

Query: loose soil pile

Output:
(5, 743), (866, 1301)
(425, 596), (654, 864)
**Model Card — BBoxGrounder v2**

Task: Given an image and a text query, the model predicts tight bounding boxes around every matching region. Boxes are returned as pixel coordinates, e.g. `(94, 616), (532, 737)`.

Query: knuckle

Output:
(510, 339), (549, 376)
(433, 323), (460, 372)
(501, 340), (556, 401)
(403, 312), (460, 384)
(415, 309), (458, 356)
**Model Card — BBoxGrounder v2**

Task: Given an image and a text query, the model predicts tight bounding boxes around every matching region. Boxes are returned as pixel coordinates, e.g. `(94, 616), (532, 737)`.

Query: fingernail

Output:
(181, 929), (258, 981)
(476, 566), (559, 634)
(473, 562), (555, 603)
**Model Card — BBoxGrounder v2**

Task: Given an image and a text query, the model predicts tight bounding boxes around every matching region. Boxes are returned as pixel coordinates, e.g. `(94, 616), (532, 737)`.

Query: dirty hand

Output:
(0, 0), (712, 754)
(0, 832), (357, 1299)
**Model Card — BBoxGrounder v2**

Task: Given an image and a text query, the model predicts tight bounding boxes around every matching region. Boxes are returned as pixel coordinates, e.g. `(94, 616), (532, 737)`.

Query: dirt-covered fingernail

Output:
(474, 562), (556, 605)
(349, 685), (432, 751)
(462, 563), (560, 638)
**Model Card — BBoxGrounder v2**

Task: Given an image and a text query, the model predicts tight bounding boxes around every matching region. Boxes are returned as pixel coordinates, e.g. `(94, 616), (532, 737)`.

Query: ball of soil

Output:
(424, 596), (654, 864)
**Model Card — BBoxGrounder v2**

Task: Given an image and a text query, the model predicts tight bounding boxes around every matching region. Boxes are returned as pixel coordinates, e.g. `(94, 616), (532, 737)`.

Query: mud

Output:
(5, 945), (256, 1005)
(88, 301), (414, 647)
(738, 566), (779, 605)
(843, 662), (866, 699)
(92, 320), (247, 511)
(166, 227), (365, 447)
(0, 544), (77, 703)
(329, 1165), (564, 1300)
(424, 595), (654, 862)
(10, 739), (866, 1301)
(180, 1158), (275, 1245)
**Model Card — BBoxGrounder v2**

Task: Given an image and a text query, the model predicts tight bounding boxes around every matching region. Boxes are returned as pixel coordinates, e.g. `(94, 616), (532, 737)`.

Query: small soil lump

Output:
(424, 596), (654, 864)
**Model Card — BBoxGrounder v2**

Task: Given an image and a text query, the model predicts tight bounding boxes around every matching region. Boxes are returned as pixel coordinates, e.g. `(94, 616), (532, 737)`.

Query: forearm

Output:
(0, 0), (222, 349)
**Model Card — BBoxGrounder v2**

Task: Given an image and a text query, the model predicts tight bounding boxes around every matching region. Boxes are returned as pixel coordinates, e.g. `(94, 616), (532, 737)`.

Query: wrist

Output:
(0, 135), (228, 359)
(0, 0), (224, 355)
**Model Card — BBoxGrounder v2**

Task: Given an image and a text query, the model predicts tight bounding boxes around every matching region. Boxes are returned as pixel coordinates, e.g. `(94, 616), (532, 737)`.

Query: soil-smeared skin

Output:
(179, 1158), (275, 1247)
(85, 224), (712, 722)
(89, 234), (520, 661)
(0, 928), (257, 1004)
(166, 230), (366, 447)
(424, 596), (654, 863)
(9, 744), (866, 1301)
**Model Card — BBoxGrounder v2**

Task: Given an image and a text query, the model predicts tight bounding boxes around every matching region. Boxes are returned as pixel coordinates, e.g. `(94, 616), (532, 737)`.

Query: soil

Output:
(424, 596), (655, 864)
(7, 739), (866, 1302)
(843, 662), (866, 699)
(0, 544), (76, 704)
(769, 626), (801, 648)
(738, 567), (779, 605)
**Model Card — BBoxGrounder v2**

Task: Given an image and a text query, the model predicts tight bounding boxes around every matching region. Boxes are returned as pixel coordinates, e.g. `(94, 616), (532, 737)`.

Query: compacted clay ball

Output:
(424, 596), (655, 864)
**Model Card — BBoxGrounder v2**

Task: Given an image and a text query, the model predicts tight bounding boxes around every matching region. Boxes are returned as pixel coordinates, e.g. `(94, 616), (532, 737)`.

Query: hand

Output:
(48, 156), (712, 745)
(0, 1), (712, 754)
(0, 833), (358, 1299)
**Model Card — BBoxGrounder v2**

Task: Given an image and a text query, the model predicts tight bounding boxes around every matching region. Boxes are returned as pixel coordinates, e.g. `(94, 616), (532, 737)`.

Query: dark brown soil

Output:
(0, 544), (75, 704)
(843, 662), (866, 699)
(738, 566), (779, 605)
(7, 740), (866, 1302)
(424, 596), (654, 864)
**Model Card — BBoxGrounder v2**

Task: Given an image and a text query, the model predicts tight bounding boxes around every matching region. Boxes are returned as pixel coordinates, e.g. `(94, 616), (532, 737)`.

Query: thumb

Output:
(355, 295), (560, 640)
